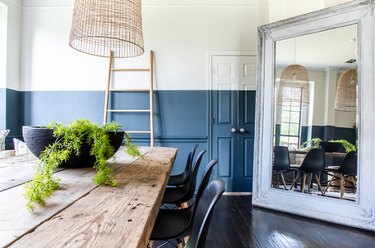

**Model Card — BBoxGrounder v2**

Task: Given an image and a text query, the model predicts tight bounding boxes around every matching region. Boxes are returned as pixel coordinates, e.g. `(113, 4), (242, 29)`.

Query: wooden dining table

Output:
(0, 146), (177, 248)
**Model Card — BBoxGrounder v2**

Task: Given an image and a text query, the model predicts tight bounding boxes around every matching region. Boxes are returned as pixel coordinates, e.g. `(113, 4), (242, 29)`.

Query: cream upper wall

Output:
(21, 3), (266, 91)
(268, 0), (353, 22)
(275, 68), (356, 128)
(5, 0), (351, 91)
(0, 0), (21, 90)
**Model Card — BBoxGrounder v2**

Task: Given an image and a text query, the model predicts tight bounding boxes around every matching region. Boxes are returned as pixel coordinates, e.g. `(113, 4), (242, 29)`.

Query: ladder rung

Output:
(107, 109), (151, 113)
(111, 68), (150, 72)
(110, 88), (150, 92)
(126, 131), (152, 134)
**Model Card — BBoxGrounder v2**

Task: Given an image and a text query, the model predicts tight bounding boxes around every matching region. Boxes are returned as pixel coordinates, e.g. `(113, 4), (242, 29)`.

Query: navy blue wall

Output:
(275, 124), (356, 148)
(1, 88), (24, 148)
(3, 89), (257, 191)
(300, 125), (356, 145)
(21, 90), (209, 176)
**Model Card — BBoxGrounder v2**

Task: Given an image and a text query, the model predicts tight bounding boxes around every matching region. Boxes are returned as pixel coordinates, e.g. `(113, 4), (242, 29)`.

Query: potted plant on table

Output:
(302, 138), (356, 152)
(22, 119), (141, 211)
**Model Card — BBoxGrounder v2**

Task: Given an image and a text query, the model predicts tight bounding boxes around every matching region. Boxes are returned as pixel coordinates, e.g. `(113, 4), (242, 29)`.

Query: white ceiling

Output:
(276, 24), (357, 69)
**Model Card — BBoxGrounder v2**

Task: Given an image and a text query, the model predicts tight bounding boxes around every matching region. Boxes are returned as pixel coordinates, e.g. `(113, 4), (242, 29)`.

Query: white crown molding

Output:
(0, 0), (22, 8)
(22, 0), (73, 8)
(22, 0), (268, 8)
(142, 0), (268, 6)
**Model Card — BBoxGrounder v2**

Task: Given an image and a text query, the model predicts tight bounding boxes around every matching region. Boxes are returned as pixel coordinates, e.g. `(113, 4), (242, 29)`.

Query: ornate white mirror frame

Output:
(253, 0), (375, 231)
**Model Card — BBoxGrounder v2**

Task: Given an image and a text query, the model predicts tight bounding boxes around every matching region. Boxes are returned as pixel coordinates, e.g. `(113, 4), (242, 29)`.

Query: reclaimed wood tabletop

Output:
(0, 146), (177, 248)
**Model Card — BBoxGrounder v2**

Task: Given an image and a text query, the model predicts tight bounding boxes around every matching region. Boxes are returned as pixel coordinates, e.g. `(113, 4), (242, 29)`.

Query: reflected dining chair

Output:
(272, 146), (294, 189)
(168, 144), (199, 187)
(324, 151), (357, 198)
(149, 160), (219, 247)
(290, 148), (325, 194)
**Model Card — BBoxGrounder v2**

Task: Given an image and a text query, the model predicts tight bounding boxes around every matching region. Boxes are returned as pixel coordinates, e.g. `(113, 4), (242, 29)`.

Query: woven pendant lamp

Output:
(277, 64), (310, 106)
(69, 0), (144, 58)
(335, 69), (357, 112)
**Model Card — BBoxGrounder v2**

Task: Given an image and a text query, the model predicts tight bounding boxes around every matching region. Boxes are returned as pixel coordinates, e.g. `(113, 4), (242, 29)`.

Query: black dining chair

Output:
(149, 160), (218, 247)
(168, 144), (199, 187)
(184, 179), (225, 248)
(161, 149), (206, 207)
(272, 146), (294, 189)
(290, 148), (325, 194)
(324, 151), (357, 198)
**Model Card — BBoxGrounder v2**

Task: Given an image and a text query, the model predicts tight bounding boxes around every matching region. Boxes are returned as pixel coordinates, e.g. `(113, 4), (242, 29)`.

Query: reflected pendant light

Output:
(69, 0), (144, 58)
(335, 69), (357, 112)
(277, 64), (310, 106)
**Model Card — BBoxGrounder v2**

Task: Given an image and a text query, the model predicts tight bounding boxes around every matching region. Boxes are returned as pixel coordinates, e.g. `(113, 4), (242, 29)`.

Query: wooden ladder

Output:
(103, 50), (154, 147)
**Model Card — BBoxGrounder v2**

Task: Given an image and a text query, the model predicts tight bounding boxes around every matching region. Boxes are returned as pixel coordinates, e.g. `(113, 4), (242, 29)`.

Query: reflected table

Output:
(0, 146), (177, 248)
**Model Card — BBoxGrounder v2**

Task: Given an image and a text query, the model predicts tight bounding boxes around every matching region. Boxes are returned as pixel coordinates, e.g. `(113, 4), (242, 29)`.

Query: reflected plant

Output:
(301, 137), (356, 152)
(301, 138), (322, 150)
(329, 139), (356, 152)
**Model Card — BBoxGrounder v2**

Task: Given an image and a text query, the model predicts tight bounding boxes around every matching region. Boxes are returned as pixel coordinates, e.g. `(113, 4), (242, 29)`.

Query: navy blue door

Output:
(211, 90), (255, 192)
(212, 90), (238, 191)
(236, 91), (255, 191)
(210, 55), (256, 192)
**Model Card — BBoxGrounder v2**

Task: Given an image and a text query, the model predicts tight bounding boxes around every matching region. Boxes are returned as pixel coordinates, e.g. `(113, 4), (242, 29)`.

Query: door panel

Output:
(243, 138), (254, 178)
(217, 138), (233, 177)
(218, 90), (232, 124)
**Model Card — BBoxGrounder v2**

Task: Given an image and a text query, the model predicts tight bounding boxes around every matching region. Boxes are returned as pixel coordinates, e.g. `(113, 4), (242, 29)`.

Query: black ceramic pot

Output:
(320, 141), (342, 153)
(22, 126), (124, 168)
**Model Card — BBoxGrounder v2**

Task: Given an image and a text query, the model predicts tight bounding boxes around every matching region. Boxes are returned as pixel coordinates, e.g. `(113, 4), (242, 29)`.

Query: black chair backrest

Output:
(179, 149), (207, 203)
(273, 146), (290, 171)
(299, 148), (325, 173)
(182, 144), (199, 181)
(184, 179), (225, 248)
(195, 160), (218, 207)
(338, 151), (357, 175)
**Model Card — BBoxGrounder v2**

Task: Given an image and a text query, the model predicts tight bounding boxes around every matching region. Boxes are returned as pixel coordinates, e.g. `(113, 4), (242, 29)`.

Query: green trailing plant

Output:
(301, 137), (356, 152)
(24, 119), (142, 211)
(301, 137), (322, 150)
(329, 139), (357, 152)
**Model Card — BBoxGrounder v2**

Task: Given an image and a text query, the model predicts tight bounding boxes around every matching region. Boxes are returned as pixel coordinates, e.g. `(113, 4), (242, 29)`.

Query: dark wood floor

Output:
(154, 195), (375, 248)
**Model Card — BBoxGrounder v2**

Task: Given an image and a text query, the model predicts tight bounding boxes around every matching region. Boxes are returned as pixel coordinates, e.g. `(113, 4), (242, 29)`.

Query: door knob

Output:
(239, 128), (246, 133)
(231, 128), (237, 133)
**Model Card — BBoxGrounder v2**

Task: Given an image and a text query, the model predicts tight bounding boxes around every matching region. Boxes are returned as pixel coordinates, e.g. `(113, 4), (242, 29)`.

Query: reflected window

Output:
(279, 86), (303, 149)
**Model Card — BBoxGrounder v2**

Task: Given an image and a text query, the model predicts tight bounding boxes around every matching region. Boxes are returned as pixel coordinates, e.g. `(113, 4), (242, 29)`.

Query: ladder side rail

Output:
(149, 51), (155, 147)
(104, 51), (114, 125)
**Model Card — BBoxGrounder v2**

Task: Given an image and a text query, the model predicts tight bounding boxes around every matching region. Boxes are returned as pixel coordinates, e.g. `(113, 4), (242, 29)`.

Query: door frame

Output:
(206, 50), (256, 191)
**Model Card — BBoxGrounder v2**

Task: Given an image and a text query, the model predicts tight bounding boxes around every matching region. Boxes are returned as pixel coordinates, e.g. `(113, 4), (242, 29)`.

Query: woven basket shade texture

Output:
(277, 64), (310, 106)
(69, 0), (144, 58)
(335, 69), (357, 112)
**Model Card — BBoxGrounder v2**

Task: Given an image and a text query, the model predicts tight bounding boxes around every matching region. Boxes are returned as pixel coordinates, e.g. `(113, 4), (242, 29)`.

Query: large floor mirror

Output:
(253, 0), (375, 231)
(273, 24), (358, 201)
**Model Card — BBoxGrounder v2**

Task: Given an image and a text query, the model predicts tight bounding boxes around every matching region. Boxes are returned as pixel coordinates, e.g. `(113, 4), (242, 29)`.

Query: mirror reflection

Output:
(272, 25), (358, 201)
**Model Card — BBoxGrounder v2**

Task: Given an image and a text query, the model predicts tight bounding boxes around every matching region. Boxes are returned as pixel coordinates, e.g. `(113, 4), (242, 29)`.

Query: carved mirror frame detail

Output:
(253, 0), (375, 231)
